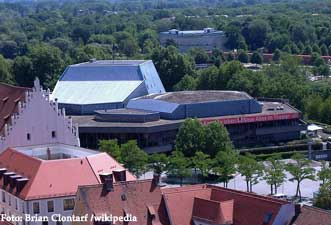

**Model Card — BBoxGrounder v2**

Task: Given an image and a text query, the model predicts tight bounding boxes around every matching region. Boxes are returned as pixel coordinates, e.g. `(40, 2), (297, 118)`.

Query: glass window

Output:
(63, 199), (75, 211)
(52, 131), (56, 138)
(15, 198), (18, 210)
(22, 202), (25, 213)
(27, 133), (31, 140)
(8, 196), (11, 206)
(47, 201), (54, 212)
(33, 202), (40, 214)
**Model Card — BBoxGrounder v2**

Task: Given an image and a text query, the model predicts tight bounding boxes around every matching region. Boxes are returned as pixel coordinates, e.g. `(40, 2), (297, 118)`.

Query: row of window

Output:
(26, 131), (57, 141)
(1, 191), (75, 215)
(32, 198), (75, 214)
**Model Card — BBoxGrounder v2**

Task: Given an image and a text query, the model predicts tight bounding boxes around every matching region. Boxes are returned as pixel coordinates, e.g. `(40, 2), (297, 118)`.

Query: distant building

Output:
(51, 60), (165, 115)
(0, 79), (79, 152)
(73, 91), (306, 152)
(0, 144), (135, 225)
(73, 178), (169, 225)
(159, 28), (227, 52)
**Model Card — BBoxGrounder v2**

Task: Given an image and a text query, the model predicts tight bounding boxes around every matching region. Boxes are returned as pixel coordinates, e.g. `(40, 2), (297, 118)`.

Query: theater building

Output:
(51, 60), (165, 115)
(72, 91), (306, 152)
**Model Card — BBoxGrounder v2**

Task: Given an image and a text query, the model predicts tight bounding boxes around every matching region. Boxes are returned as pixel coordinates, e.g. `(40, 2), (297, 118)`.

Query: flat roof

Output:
(138, 91), (251, 104)
(73, 102), (300, 131)
(96, 108), (157, 115)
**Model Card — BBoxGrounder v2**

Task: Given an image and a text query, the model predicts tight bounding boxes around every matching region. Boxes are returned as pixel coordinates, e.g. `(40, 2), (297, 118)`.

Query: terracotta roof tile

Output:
(162, 184), (289, 225)
(292, 205), (331, 225)
(73, 179), (170, 225)
(0, 147), (135, 200)
(0, 83), (30, 135)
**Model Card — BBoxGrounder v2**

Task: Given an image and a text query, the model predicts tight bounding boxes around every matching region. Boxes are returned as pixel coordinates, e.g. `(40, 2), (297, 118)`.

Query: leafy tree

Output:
(148, 153), (168, 175)
(175, 118), (205, 157)
(286, 153), (315, 201)
(317, 161), (331, 185)
(263, 156), (286, 195)
(320, 98), (331, 124)
(192, 151), (213, 178)
(243, 19), (271, 50)
(28, 44), (64, 88)
(173, 74), (197, 91)
(237, 50), (249, 63)
(314, 181), (331, 210)
(121, 140), (148, 177)
(152, 46), (194, 90)
(213, 149), (238, 187)
(13, 56), (34, 87)
(272, 49), (281, 62)
(238, 153), (263, 192)
(251, 51), (263, 64)
(203, 121), (233, 157)
(167, 150), (190, 186)
(0, 55), (13, 84)
(188, 48), (209, 64)
(98, 139), (122, 162)
(303, 45), (312, 55)
(320, 44), (329, 56)
(312, 44), (321, 54)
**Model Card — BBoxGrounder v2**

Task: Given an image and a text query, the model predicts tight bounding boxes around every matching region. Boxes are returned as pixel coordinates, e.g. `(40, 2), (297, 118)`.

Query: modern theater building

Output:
(72, 91), (306, 152)
(51, 60), (165, 115)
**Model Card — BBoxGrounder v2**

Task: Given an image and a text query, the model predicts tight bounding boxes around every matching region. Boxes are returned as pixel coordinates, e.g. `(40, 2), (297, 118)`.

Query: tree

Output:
(237, 50), (249, 63)
(173, 75), (197, 91)
(317, 161), (331, 185)
(175, 119), (204, 157)
(149, 153), (168, 175)
(286, 153), (315, 201)
(238, 153), (263, 192)
(320, 98), (331, 124)
(251, 51), (263, 64)
(314, 181), (331, 210)
(28, 44), (64, 88)
(98, 139), (122, 162)
(192, 151), (213, 178)
(272, 49), (281, 62)
(152, 46), (194, 90)
(188, 48), (209, 64)
(203, 121), (233, 157)
(213, 149), (238, 187)
(303, 45), (312, 55)
(320, 44), (329, 56)
(167, 150), (190, 186)
(263, 156), (286, 195)
(120, 140), (148, 177)
(0, 55), (14, 84)
(243, 19), (271, 50)
(13, 56), (34, 87)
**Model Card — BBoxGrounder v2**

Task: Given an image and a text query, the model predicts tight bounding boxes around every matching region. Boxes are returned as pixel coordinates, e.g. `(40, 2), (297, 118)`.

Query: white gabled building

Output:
(0, 78), (80, 152)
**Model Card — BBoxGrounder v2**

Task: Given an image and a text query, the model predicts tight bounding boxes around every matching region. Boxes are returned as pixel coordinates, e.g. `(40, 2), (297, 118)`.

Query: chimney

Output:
(294, 204), (302, 217)
(47, 148), (51, 160)
(152, 173), (160, 186)
(99, 172), (113, 192)
(113, 169), (126, 182)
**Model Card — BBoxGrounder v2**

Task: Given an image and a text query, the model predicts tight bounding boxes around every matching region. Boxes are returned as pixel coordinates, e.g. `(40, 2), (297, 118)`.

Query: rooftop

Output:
(73, 179), (170, 225)
(0, 145), (135, 200)
(292, 205), (331, 225)
(0, 83), (30, 135)
(72, 60), (150, 67)
(138, 91), (251, 104)
(162, 184), (290, 225)
(73, 101), (300, 129)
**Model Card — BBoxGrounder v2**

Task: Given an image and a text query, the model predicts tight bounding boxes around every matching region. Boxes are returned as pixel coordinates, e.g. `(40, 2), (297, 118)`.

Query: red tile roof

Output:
(292, 205), (331, 225)
(0, 83), (29, 135)
(162, 184), (290, 225)
(0, 148), (135, 200)
(73, 179), (170, 225)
